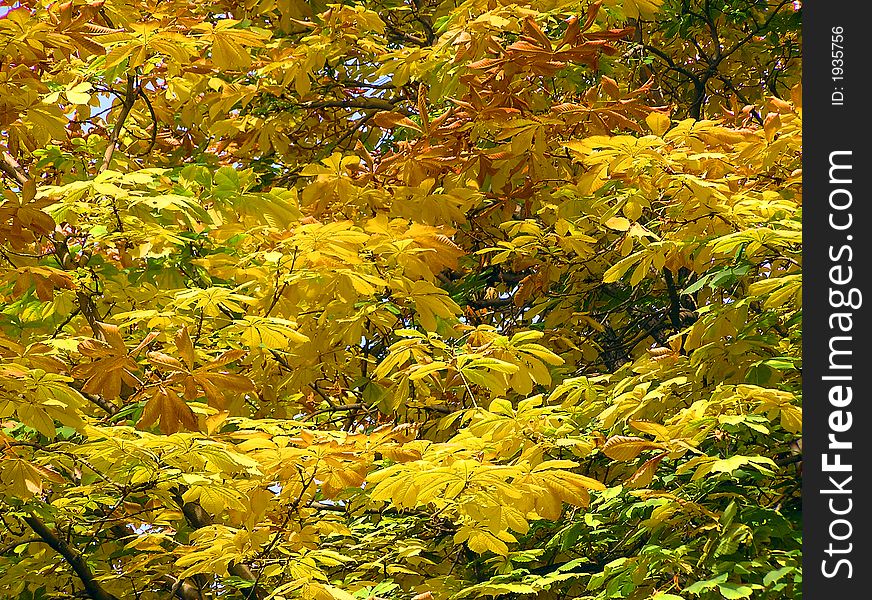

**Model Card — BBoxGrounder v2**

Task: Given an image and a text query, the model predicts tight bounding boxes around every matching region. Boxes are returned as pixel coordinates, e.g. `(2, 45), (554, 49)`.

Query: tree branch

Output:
(100, 75), (138, 173)
(173, 490), (264, 599)
(662, 268), (683, 331)
(0, 151), (28, 186)
(76, 290), (104, 339)
(300, 98), (403, 112)
(82, 390), (120, 416)
(0, 536), (44, 555)
(23, 513), (121, 600)
(307, 403), (365, 418)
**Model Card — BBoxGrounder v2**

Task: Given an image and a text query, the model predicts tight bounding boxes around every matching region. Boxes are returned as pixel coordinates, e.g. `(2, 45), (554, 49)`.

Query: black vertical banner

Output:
(803, 1), (870, 595)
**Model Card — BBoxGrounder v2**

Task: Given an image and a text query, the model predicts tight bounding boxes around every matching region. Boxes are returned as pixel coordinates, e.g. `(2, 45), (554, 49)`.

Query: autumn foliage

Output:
(0, 1), (801, 599)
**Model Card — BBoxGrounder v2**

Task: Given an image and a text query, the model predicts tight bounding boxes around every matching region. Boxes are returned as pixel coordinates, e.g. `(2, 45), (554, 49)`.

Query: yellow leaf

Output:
(605, 216), (631, 231)
(602, 436), (666, 461)
(1, 459), (44, 497)
(235, 316), (309, 349)
(16, 404), (56, 438)
(646, 112), (671, 136)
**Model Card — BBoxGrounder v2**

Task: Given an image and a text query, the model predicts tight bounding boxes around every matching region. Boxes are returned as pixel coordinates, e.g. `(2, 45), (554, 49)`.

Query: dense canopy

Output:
(0, 1), (801, 600)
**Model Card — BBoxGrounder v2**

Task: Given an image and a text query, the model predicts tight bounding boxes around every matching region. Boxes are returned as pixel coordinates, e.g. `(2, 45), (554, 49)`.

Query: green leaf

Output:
(684, 573), (728, 595)
(763, 566), (794, 587)
(720, 500), (738, 527)
(717, 582), (755, 599)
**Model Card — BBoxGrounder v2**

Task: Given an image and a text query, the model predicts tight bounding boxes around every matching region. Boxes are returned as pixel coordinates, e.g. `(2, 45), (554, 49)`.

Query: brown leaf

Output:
(72, 324), (140, 399)
(372, 111), (421, 132)
(600, 76), (620, 100)
(581, 1), (602, 33)
(7, 266), (76, 301)
(175, 327), (196, 369)
(626, 452), (667, 488)
(137, 386), (198, 434)
(147, 351), (186, 372)
(559, 15), (581, 48)
(522, 17), (552, 51)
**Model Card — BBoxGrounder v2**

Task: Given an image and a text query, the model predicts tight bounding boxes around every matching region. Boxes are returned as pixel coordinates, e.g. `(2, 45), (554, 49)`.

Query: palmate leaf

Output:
(16, 404), (56, 438)
(70, 323), (143, 399)
(182, 483), (246, 514)
(233, 316), (309, 350)
(174, 287), (256, 317)
(1, 459), (49, 498)
(148, 327), (253, 408)
(137, 385), (198, 434)
(6, 266), (76, 301)
(0, 180), (56, 250)
(453, 525), (513, 556)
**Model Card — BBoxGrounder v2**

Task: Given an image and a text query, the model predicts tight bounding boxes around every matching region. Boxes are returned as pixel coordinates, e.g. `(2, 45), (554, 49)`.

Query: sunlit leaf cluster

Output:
(1, 1), (800, 599)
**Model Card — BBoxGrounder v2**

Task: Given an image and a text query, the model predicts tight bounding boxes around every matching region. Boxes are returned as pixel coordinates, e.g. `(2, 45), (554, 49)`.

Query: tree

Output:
(0, 1), (801, 599)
